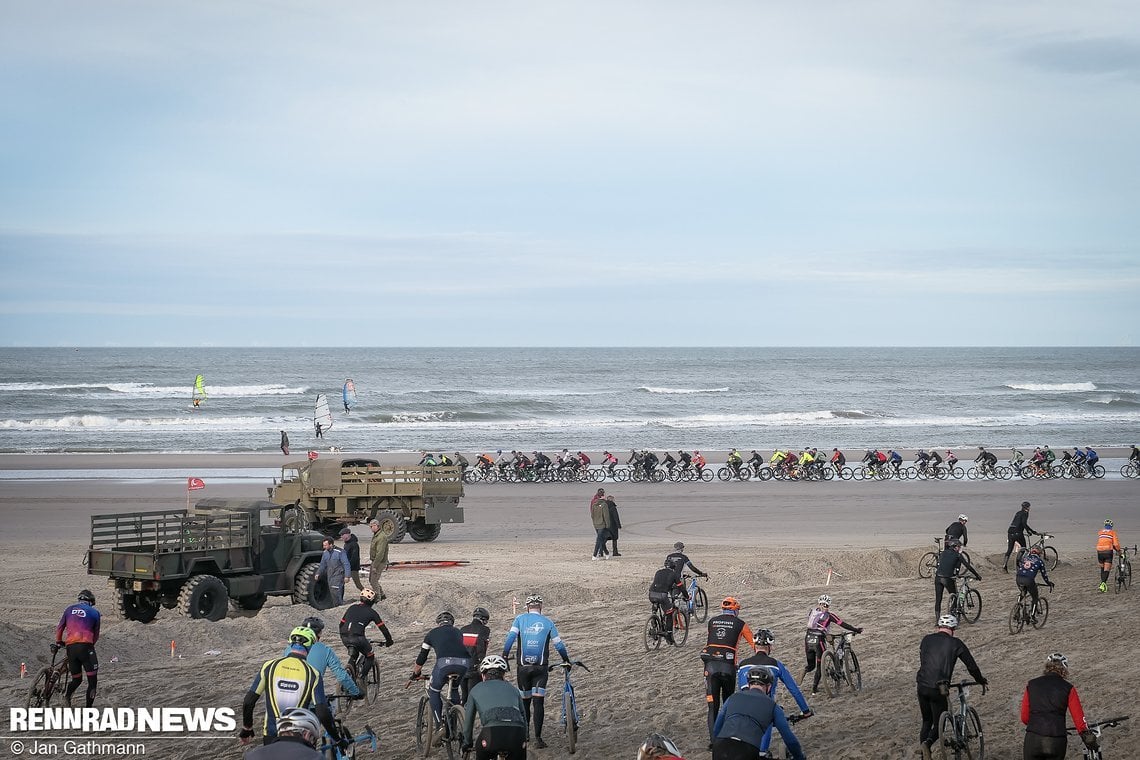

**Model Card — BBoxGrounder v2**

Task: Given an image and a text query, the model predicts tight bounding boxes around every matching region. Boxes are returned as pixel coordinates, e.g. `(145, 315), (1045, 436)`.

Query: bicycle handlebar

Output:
(547, 660), (589, 672)
(1067, 715), (1129, 733)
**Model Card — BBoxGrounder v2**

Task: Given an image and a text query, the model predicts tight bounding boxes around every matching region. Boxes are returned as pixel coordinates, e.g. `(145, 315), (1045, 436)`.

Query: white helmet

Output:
(1046, 652), (1068, 668)
(938, 614), (959, 629)
(525, 594), (543, 607)
(479, 655), (509, 673)
(817, 594), (832, 606)
(958, 514), (968, 522)
(276, 708), (323, 745)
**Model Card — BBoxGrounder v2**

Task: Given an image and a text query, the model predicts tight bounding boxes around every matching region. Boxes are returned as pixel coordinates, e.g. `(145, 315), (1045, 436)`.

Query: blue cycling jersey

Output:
(502, 612), (569, 667)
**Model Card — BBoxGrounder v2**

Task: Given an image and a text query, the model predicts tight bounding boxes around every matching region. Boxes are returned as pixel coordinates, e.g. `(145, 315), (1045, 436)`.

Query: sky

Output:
(1, 1), (1138, 347)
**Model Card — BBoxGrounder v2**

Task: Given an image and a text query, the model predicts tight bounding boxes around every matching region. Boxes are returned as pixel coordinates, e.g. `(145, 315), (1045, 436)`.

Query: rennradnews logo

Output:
(9, 707), (236, 732)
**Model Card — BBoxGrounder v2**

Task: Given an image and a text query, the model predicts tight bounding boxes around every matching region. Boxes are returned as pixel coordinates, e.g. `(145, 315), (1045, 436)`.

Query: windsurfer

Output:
(315, 422), (324, 439)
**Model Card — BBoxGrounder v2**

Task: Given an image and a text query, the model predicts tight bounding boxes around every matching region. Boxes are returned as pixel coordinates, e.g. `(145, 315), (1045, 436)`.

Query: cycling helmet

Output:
(1021, 501), (1031, 508)
(1029, 546), (1042, 555)
(720, 596), (741, 612)
(638, 733), (683, 758)
(958, 514), (968, 522)
(360, 588), (377, 602)
(525, 594), (543, 607)
(1105, 519), (1114, 528)
(937, 614), (959, 630)
(817, 594), (832, 606)
(77, 589), (96, 604)
(472, 607), (490, 623)
(745, 667), (774, 687)
(1046, 652), (1068, 668)
(300, 616), (325, 635)
(753, 629), (775, 646)
(479, 655), (509, 673)
(436, 611), (455, 626)
(289, 626), (317, 649)
(673, 541), (685, 551)
(276, 707), (323, 744)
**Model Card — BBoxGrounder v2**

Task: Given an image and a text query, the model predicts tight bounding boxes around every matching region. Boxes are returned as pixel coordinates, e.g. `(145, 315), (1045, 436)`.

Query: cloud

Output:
(1016, 36), (1140, 78)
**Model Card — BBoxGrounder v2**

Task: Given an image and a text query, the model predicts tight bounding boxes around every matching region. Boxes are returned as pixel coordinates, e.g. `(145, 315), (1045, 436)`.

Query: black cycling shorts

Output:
(1097, 550), (1114, 564)
(66, 643), (98, 676)
(516, 665), (549, 697)
(474, 725), (527, 759)
(341, 635), (373, 659)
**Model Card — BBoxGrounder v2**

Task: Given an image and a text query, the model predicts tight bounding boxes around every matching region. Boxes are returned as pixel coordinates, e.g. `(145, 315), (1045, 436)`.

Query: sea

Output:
(0, 347), (1137, 456)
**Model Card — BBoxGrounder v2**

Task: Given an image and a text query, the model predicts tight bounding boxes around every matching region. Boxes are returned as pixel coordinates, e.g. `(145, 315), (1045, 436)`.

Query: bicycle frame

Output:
(1066, 715), (1129, 760)
(938, 680), (984, 757)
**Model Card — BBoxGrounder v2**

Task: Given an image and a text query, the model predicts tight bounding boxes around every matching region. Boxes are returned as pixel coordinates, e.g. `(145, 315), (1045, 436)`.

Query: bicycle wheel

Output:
(26, 668), (51, 708)
(822, 652), (842, 698)
(565, 688), (579, 754)
(716, 467), (730, 482)
(843, 651), (862, 692)
(1116, 560), (1132, 593)
(673, 609), (690, 647)
(416, 696), (434, 756)
(693, 587), (708, 623)
(918, 552), (938, 579)
(442, 704), (465, 760)
(936, 711), (958, 760)
(965, 706), (985, 759)
(962, 589), (982, 624)
(699, 469), (713, 482)
(1032, 597), (1049, 629)
(1120, 464), (1136, 478)
(1008, 600), (1024, 635)
(1042, 546), (1059, 571)
(366, 660), (381, 705)
(644, 614), (662, 651)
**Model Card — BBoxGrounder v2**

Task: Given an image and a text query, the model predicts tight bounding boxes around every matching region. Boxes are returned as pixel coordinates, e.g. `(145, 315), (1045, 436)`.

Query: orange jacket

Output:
(1097, 528), (1121, 553)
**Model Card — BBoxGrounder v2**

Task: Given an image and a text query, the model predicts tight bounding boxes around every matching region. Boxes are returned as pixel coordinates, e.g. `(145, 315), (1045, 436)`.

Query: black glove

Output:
(701, 572), (708, 578)
(1047, 582), (1055, 589)
(238, 727), (256, 741)
(382, 640), (393, 647)
(349, 692), (365, 701)
(854, 627), (864, 634)
(1080, 731), (1100, 750)
(50, 642), (62, 654)
(976, 676), (988, 686)
(336, 737), (351, 755)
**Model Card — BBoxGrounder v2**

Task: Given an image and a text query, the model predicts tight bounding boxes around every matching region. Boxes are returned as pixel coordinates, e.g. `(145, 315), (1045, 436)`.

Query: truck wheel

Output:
(375, 509), (408, 543)
(178, 575), (229, 621)
(282, 506), (311, 532)
(232, 592), (267, 611)
(115, 588), (160, 623)
(293, 563), (334, 610)
(408, 520), (442, 542)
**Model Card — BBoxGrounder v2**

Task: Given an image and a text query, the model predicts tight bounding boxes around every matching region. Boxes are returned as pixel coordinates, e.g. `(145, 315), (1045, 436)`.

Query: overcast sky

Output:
(1, 1), (1138, 346)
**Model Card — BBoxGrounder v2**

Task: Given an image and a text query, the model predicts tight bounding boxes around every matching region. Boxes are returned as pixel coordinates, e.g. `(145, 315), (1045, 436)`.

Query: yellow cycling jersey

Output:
(252, 654), (323, 735)
(799, 452), (814, 464)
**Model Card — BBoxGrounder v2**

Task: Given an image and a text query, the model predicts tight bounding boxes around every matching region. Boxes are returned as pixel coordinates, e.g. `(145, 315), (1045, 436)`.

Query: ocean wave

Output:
(639, 386), (729, 394)
(1005, 382), (1097, 392)
(0, 382), (308, 397)
(0, 415), (280, 430)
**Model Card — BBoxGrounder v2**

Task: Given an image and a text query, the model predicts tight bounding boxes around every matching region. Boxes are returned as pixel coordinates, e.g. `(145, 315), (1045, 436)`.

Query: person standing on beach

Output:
(1004, 501), (1037, 572)
(605, 497), (622, 557)
(280, 430), (290, 456)
(316, 538), (350, 606)
(916, 614), (987, 760)
(1096, 519), (1121, 593)
(590, 495), (611, 560)
(589, 488), (605, 512)
(368, 519), (388, 601)
(339, 527), (363, 591)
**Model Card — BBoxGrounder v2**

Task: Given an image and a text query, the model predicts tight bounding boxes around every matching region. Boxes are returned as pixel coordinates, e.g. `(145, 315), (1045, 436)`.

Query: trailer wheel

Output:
(375, 509), (408, 543)
(115, 588), (160, 623)
(177, 575), (229, 621)
(293, 562), (334, 610)
(408, 520), (442, 542)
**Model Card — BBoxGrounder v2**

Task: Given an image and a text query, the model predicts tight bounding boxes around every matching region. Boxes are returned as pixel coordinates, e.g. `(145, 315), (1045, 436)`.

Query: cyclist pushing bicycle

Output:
(54, 589), (101, 708)
(244, 707), (326, 760)
(801, 594), (862, 695)
(665, 542), (708, 602)
(736, 629), (813, 757)
(915, 614), (988, 760)
(462, 655), (528, 759)
(1096, 519), (1122, 593)
(1022, 652), (1100, 758)
(501, 594), (573, 750)
(648, 561), (686, 644)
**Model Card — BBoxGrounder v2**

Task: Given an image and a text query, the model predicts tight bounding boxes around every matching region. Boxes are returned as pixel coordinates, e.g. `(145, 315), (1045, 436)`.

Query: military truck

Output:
(268, 457), (464, 542)
(86, 499), (334, 623)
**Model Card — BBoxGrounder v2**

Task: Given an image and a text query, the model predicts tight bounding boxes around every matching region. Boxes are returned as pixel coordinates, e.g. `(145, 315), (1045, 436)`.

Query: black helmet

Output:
(746, 667), (774, 687)
(472, 607), (490, 623)
(436, 611), (455, 626)
(1021, 501), (1031, 508)
(301, 616), (325, 635)
(673, 541), (685, 551)
(77, 589), (95, 604)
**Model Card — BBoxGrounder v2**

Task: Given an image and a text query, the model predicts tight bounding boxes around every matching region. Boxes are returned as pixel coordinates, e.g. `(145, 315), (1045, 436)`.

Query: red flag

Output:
(187, 477), (205, 491)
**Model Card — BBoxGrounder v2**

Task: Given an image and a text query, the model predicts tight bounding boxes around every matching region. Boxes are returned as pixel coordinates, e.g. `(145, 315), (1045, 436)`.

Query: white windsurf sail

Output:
(314, 393), (333, 434)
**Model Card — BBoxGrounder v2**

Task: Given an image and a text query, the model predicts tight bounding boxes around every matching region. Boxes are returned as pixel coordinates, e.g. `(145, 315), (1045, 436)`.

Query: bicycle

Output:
(343, 641), (384, 710)
(1017, 533), (1059, 571)
(948, 574), (982, 624)
(319, 695), (378, 760)
(821, 631), (861, 698)
(919, 538), (972, 579)
(717, 463), (752, 482)
(26, 647), (70, 708)
(1114, 546), (1135, 594)
(1067, 715), (1130, 760)
(409, 672), (466, 759)
(676, 573), (709, 623)
(644, 598), (688, 650)
(547, 660), (588, 754)
(935, 680), (985, 760)
(1008, 584), (1050, 635)
(1120, 463), (1139, 479)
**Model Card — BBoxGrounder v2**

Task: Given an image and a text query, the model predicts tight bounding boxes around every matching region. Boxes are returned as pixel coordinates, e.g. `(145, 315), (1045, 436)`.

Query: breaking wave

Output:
(1005, 382), (1097, 392)
(639, 387), (729, 394)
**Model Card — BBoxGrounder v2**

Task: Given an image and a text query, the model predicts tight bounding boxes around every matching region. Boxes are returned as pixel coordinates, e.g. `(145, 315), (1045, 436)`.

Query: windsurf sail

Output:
(192, 374), (207, 407)
(342, 379), (357, 413)
(314, 393), (333, 434)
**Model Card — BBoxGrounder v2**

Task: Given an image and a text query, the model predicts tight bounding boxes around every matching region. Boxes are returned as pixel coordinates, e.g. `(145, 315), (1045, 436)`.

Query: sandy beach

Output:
(2, 454), (1138, 759)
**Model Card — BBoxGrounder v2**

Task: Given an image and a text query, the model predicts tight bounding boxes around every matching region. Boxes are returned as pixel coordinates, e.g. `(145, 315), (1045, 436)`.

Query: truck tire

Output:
(408, 520), (442, 542)
(293, 562), (334, 610)
(374, 509), (408, 543)
(282, 505), (311, 533)
(115, 588), (160, 623)
(178, 575), (229, 621)
(232, 592), (267, 611)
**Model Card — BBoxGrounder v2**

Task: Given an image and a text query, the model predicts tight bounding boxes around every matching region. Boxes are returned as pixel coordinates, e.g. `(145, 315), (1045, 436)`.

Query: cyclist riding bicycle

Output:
(286, 616), (360, 702)
(747, 450), (764, 474)
(701, 597), (756, 747)
(928, 449), (943, 475)
(1130, 445), (1140, 466)
(460, 607), (493, 704)
(975, 447), (998, 474)
(943, 450), (957, 469)
(602, 451), (619, 475)
(830, 448), (846, 470)
(888, 449), (903, 475)
(945, 514), (969, 547)
(502, 594), (573, 750)
(410, 611), (471, 726)
(712, 667), (806, 760)
(802, 594), (862, 695)
(736, 629), (812, 758)
(1096, 519), (1121, 593)
(643, 450), (660, 477)
(1004, 501), (1037, 573)
(241, 627), (343, 750)
(693, 451), (707, 476)
(915, 614), (988, 760)
(462, 655), (528, 760)
(1021, 653), (1098, 758)
(54, 589), (101, 708)
(244, 707), (326, 760)
(1084, 447), (1098, 473)
(338, 588), (394, 673)
(662, 451), (678, 473)
(1015, 546), (1054, 610)
(727, 449), (743, 476)
(637, 733), (686, 760)
(934, 539), (981, 620)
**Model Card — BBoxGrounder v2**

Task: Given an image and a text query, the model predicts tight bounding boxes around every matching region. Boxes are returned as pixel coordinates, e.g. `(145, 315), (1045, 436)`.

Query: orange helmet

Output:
(721, 596), (741, 612)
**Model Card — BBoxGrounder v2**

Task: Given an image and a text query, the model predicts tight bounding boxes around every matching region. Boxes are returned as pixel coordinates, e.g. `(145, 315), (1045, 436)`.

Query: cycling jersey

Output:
(1009, 509), (1034, 536)
(915, 631), (984, 689)
(416, 624), (470, 666)
(806, 608), (855, 633)
(693, 454), (706, 467)
(736, 654), (810, 711)
(702, 613), (755, 665)
(246, 652), (328, 737)
(945, 522), (968, 546)
(1016, 555), (1050, 585)
(280, 641), (359, 698)
(713, 689), (805, 760)
(650, 566), (683, 595)
(1096, 528), (1121, 553)
(831, 450), (845, 466)
(936, 547), (978, 579)
(665, 550), (704, 578)
(502, 612), (569, 668)
(56, 603), (101, 646)
(462, 679), (527, 748)
(339, 602), (392, 641)
(1022, 672), (1088, 737)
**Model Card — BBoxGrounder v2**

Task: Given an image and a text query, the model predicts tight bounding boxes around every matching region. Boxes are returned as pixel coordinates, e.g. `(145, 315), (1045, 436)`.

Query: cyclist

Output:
(1096, 519), (1121, 593)
(736, 629), (812, 758)
(637, 733), (686, 760)
(502, 594), (573, 750)
(461, 655), (527, 760)
(944, 449), (957, 471)
(665, 541), (708, 603)
(649, 560), (686, 644)
(54, 589), (101, 708)
(712, 668), (806, 760)
(1131, 445), (1140, 466)
(1004, 501), (1037, 573)
(945, 514), (969, 547)
(830, 447), (846, 472)
(1021, 653), (1098, 758)
(888, 449), (903, 475)
(701, 597), (756, 747)
(1016, 546), (1054, 614)
(241, 627), (342, 749)
(802, 594), (862, 695)
(914, 449), (930, 473)
(928, 449), (943, 476)
(693, 451), (707, 477)
(678, 450), (693, 473)
(410, 611), (471, 726)
(770, 448), (788, 473)
(662, 451), (678, 475)
(1042, 445), (1056, 472)
(460, 607), (493, 704)
(1084, 446), (1099, 474)
(476, 453), (495, 473)
(286, 616), (360, 702)
(576, 451), (591, 471)
(643, 450), (660, 478)
(244, 707), (326, 760)
(974, 447), (997, 475)
(338, 588), (394, 674)
(797, 448), (815, 478)
(602, 451), (619, 476)
(727, 448), (743, 476)
(747, 450), (764, 475)
(915, 614), (988, 760)
(934, 539), (981, 620)
(1029, 446), (1047, 475)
